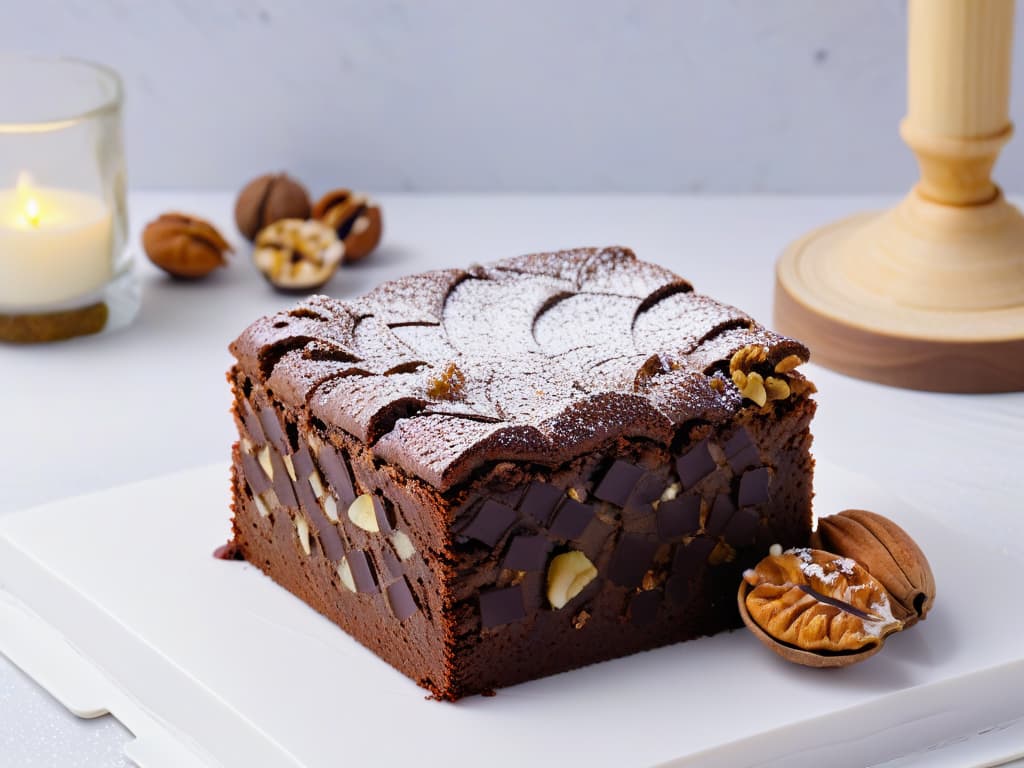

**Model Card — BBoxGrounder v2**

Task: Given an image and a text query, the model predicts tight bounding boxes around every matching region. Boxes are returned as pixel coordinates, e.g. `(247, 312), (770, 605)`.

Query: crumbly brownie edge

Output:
(229, 369), (458, 696)
(445, 397), (815, 697)
(229, 364), (814, 700)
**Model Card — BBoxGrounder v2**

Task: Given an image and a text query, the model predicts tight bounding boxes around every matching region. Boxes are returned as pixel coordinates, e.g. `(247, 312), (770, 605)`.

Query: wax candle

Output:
(0, 174), (113, 309)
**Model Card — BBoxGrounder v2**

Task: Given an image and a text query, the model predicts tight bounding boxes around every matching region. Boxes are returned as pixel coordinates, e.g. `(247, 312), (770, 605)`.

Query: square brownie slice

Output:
(226, 246), (815, 699)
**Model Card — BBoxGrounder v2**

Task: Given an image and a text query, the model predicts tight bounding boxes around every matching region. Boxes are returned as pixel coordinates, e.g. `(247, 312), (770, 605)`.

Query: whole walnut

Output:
(234, 173), (311, 241)
(142, 212), (231, 279)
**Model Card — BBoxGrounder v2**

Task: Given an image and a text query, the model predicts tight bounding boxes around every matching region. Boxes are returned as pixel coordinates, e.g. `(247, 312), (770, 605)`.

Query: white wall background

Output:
(6, 0), (1024, 193)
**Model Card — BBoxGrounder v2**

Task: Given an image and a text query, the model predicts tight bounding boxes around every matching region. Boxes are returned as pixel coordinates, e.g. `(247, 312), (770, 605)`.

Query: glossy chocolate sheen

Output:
(230, 247), (808, 491)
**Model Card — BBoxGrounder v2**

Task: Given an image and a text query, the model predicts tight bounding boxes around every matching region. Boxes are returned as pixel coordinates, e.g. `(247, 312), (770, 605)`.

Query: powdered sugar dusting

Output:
(788, 547), (857, 585)
(230, 247), (810, 489)
(862, 595), (899, 637)
(785, 547), (900, 636)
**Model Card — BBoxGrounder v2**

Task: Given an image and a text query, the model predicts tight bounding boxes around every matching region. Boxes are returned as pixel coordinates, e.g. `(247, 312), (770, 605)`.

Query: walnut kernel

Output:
(337, 556), (356, 592)
(348, 493), (380, 533)
(547, 551), (597, 609)
(253, 218), (344, 292)
(730, 345), (767, 375)
(732, 370), (767, 406)
(308, 468), (326, 500)
(321, 494), (339, 522)
(641, 570), (665, 591)
(294, 513), (311, 556)
(764, 376), (791, 401)
(391, 530), (416, 561)
(257, 446), (274, 479)
(708, 539), (736, 565)
(739, 548), (905, 668)
(426, 361), (466, 400)
(659, 483), (681, 503)
(789, 376), (818, 397)
(253, 493), (271, 518)
(282, 453), (297, 482)
(774, 354), (805, 373)
(742, 548), (902, 654)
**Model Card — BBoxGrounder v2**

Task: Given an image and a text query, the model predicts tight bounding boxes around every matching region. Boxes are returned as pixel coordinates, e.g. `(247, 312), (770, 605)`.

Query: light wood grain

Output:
(776, 0), (1024, 393)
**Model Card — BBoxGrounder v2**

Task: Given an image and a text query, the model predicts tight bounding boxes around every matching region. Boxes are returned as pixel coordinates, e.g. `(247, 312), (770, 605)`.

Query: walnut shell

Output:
(142, 212), (231, 279)
(311, 188), (383, 262)
(252, 218), (343, 292)
(811, 509), (935, 627)
(739, 547), (903, 668)
(235, 173), (311, 241)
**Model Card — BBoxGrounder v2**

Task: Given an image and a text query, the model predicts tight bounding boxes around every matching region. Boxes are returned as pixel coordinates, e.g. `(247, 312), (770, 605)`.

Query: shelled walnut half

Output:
(738, 509), (935, 668)
(252, 219), (344, 292)
(729, 345), (805, 407)
(739, 548), (903, 667)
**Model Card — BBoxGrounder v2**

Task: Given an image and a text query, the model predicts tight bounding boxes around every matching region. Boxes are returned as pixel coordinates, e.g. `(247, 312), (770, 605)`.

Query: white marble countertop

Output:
(1, 192), (1022, 767)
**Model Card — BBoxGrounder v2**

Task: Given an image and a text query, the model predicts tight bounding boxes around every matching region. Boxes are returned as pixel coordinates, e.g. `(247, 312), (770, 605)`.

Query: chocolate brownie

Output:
(226, 246), (816, 699)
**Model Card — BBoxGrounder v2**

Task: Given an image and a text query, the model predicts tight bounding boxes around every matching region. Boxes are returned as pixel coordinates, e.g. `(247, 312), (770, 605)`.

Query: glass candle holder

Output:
(0, 54), (137, 343)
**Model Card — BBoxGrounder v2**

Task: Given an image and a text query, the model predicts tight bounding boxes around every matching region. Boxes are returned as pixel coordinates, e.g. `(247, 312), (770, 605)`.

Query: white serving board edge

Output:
(2, 462), (1023, 768)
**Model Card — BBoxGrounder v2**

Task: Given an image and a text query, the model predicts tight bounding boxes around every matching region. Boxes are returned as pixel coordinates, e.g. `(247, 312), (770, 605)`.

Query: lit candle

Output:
(0, 173), (114, 309)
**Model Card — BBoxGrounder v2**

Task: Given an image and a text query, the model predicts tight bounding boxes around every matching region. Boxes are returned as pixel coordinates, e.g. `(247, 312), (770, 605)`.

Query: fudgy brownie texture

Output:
(226, 247), (816, 700)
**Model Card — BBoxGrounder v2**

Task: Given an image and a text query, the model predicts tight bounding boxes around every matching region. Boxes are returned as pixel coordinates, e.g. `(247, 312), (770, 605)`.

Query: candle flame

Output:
(15, 172), (41, 228)
(23, 197), (40, 227)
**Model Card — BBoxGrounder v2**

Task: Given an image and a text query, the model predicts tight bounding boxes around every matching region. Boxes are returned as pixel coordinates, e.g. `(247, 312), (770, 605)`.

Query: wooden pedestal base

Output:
(774, 189), (1024, 393)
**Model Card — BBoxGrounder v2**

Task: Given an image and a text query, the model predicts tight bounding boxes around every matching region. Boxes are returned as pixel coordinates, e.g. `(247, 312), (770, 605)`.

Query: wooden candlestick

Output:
(774, 0), (1024, 393)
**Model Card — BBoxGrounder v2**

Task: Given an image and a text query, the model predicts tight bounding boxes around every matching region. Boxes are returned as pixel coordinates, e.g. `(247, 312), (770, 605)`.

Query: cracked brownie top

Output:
(230, 247), (809, 491)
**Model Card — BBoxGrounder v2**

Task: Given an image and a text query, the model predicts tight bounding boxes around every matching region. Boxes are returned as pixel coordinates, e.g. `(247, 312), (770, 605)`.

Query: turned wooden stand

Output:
(775, 0), (1024, 393)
